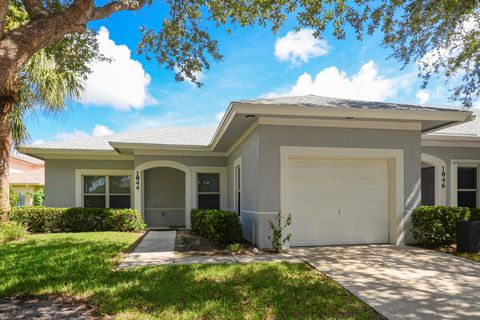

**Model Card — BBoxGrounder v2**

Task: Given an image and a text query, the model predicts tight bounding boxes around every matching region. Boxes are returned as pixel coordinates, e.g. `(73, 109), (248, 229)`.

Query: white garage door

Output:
(285, 158), (389, 246)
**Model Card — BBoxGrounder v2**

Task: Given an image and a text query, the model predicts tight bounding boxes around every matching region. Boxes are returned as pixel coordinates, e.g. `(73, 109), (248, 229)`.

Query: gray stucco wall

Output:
(234, 125), (421, 247)
(44, 159), (133, 207)
(422, 146), (480, 205)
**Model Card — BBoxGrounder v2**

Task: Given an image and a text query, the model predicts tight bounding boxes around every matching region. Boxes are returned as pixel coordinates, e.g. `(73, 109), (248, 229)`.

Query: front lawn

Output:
(455, 252), (480, 262)
(0, 232), (382, 319)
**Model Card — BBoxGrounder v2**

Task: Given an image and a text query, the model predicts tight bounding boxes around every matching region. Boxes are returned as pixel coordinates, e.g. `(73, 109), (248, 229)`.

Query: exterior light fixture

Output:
(245, 114), (256, 118)
(346, 117), (354, 120)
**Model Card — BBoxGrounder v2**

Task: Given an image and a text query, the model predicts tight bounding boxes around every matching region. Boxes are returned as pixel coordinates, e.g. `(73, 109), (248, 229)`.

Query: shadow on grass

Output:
(0, 233), (381, 319)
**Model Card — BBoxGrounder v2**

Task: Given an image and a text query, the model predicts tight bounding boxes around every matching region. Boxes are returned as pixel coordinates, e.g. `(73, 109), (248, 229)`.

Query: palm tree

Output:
(0, 3), (99, 217)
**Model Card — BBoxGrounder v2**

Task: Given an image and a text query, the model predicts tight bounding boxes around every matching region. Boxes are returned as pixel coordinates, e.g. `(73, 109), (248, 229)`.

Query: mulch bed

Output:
(0, 296), (98, 320)
(175, 231), (263, 257)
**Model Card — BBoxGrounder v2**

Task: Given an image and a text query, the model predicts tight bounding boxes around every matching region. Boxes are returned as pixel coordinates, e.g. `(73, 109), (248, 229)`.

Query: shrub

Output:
(411, 206), (471, 247)
(28, 187), (45, 206)
(227, 243), (243, 254)
(470, 208), (480, 221)
(0, 221), (26, 242)
(9, 207), (146, 233)
(191, 209), (243, 244)
(9, 186), (19, 208)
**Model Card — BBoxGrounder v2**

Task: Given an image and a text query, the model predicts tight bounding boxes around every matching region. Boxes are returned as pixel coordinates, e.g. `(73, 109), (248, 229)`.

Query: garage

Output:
(284, 157), (389, 246)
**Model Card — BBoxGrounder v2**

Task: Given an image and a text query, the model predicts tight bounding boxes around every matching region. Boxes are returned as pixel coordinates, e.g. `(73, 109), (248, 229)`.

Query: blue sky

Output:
(24, 5), (464, 144)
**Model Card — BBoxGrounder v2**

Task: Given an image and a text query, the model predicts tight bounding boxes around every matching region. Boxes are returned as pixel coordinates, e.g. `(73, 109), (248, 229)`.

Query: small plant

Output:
(228, 242), (243, 254)
(0, 221), (27, 243)
(268, 212), (292, 253)
(28, 187), (45, 206)
(9, 187), (19, 208)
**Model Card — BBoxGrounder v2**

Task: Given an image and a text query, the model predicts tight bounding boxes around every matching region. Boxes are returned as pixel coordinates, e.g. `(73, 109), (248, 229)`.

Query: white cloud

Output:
(416, 90), (430, 104)
(92, 124), (114, 137)
(215, 111), (225, 122)
(54, 124), (114, 141)
(267, 60), (410, 101)
(274, 29), (330, 64)
(419, 16), (479, 75)
(81, 26), (157, 110)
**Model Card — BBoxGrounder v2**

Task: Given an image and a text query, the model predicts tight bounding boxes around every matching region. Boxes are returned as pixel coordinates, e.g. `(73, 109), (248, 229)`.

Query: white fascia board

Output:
(234, 104), (473, 122)
(109, 142), (210, 151)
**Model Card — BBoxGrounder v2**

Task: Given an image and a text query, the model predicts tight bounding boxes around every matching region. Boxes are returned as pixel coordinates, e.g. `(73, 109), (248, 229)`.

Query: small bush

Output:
(228, 243), (243, 254)
(191, 209), (243, 244)
(412, 206), (471, 247)
(9, 187), (19, 208)
(0, 221), (26, 242)
(28, 187), (45, 206)
(9, 207), (146, 233)
(268, 212), (292, 253)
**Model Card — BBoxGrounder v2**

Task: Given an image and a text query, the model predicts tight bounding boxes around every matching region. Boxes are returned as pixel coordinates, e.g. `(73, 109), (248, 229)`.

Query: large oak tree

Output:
(0, 0), (478, 214)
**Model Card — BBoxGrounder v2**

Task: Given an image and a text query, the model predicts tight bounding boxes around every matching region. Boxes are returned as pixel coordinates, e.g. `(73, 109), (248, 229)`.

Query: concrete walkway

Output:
(290, 245), (480, 320)
(119, 231), (302, 268)
(119, 230), (176, 268)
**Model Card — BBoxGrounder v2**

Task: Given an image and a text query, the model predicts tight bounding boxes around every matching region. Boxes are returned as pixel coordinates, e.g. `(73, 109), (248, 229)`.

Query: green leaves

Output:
(411, 205), (471, 247)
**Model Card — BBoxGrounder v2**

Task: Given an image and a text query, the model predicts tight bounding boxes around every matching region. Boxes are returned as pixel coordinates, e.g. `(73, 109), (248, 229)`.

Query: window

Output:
(197, 173), (220, 209)
(457, 167), (477, 208)
(17, 193), (25, 207)
(83, 175), (131, 208)
(235, 164), (241, 216)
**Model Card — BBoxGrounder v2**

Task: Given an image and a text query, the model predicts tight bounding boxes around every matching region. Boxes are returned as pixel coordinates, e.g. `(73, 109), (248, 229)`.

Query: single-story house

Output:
(9, 151), (45, 206)
(21, 95), (480, 248)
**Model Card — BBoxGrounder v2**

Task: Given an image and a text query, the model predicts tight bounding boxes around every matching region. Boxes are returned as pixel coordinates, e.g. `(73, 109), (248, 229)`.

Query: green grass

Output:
(0, 232), (382, 319)
(455, 252), (480, 262)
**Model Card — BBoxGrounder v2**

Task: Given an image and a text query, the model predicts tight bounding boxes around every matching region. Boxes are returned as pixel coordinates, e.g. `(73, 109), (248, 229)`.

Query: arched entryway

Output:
(134, 160), (192, 229)
(421, 153), (447, 206)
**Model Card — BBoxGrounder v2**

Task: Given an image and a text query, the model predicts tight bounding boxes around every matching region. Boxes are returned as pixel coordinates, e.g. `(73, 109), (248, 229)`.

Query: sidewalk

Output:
(119, 230), (303, 268)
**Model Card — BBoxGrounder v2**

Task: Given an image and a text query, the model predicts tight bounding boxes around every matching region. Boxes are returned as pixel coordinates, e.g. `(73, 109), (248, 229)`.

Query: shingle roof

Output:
(428, 109), (480, 137)
(234, 95), (463, 113)
(27, 126), (217, 151)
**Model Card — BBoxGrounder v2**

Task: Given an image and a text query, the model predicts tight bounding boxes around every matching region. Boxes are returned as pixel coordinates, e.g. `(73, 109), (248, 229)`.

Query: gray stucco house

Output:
(21, 95), (480, 248)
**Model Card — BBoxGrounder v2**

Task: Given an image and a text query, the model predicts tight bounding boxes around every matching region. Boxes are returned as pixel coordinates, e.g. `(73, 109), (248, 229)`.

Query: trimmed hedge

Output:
(9, 207), (146, 233)
(411, 206), (472, 247)
(191, 209), (243, 244)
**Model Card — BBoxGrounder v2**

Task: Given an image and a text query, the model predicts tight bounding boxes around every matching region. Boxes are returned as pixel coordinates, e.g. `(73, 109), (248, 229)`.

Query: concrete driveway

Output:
(289, 245), (480, 320)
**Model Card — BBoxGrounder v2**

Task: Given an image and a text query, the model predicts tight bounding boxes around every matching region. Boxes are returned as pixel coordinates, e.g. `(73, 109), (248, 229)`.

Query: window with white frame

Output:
(83, 175), (131, 208)
(197, 173), (220, 209)
(457, 167), (477, 208)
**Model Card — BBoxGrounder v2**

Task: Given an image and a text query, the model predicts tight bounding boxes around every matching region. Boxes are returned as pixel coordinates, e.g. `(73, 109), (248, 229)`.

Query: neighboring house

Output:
(9, 152), (45, 207)
(21, 95), (479, 248)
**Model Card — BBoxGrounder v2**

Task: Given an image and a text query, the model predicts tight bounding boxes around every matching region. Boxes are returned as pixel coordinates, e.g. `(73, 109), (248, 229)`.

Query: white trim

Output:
(421, 153), (447, 205)
(450, 159), (480, 207)
(134, 149), (226, 156)
(233, 157), (242, 216)
(235, 104), (472, 122)
(191, 167), (228, 210)
(422, 140), (480, 148)
(28, 154), (134, 160)
(134, 160), (193, 229)
(280, 146), (405, 246)
(74, 169), (134, 208)
(258, 117), (422, 131)
(241, 210), (278, 215)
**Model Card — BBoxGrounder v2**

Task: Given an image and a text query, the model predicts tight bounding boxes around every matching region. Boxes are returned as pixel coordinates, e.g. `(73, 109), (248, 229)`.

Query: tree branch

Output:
(21, 0), (48, 18)
(91, 0), (147, 20)
(0, 0), (8, 39)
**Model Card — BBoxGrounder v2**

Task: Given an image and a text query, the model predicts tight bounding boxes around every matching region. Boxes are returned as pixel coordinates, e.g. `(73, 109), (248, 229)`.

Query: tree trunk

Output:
(0, 98), (13, 219)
